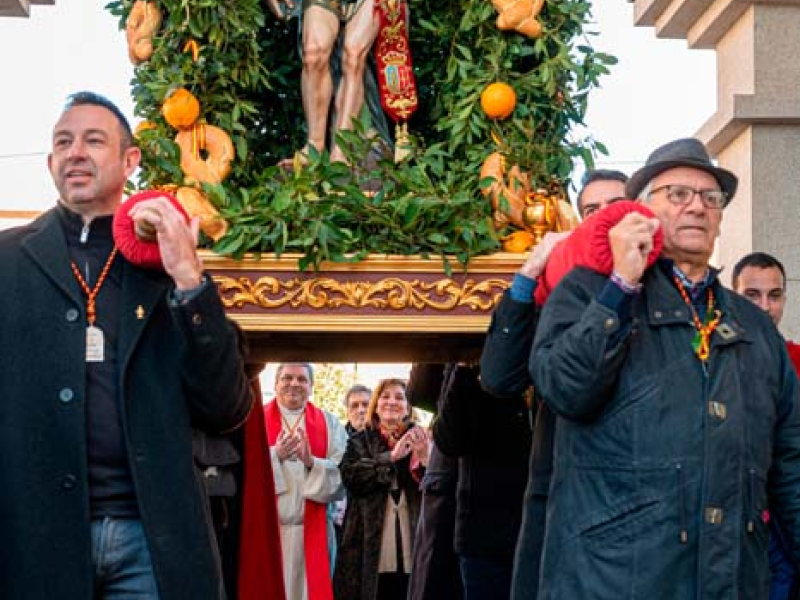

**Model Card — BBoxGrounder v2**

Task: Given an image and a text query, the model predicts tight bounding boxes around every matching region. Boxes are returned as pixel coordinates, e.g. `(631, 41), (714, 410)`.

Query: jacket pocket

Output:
(579, 497), (661, 545)
(574, 498), (661, 599)
(541, 497), (662, 600)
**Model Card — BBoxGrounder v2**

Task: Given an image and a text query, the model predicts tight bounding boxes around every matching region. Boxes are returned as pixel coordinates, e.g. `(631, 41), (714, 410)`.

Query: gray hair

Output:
(275, 363), (314, 387)
(344, 384), (372, 407)
(638, 181), (654, 204)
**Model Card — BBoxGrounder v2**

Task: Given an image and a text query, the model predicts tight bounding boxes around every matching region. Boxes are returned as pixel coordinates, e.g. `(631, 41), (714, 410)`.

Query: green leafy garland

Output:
(106, 0), (615, 271)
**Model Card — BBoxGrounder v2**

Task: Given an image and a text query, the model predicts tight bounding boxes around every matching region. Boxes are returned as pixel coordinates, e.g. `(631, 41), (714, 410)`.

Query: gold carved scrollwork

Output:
(214, 275), (509, 312)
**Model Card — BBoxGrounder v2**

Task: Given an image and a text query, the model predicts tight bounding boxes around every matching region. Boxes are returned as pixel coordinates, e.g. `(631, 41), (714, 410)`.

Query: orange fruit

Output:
(502, 230), (535, 253)
(162, 88), (200, 130)
(481, 82), (517, 120)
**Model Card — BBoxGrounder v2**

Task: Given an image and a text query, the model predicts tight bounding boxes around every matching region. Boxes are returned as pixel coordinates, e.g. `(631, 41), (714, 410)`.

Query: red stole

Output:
(264, 400), (332, 600)
(237, 380), (286, 600)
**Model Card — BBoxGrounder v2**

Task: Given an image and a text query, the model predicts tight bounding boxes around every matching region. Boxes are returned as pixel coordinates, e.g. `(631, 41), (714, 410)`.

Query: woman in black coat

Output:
(334, 378), (428, 600)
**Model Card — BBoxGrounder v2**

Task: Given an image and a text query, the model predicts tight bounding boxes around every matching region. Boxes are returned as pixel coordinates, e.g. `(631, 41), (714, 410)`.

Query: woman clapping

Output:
(334, 378), (428, 600)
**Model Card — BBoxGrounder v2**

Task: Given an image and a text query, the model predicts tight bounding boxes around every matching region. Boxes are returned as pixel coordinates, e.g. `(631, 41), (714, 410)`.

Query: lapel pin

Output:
(136, 305), (145, 320)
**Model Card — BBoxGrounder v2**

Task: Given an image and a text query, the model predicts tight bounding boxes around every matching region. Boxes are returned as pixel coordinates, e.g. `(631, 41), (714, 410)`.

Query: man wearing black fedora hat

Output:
(528, 137), (800, 599)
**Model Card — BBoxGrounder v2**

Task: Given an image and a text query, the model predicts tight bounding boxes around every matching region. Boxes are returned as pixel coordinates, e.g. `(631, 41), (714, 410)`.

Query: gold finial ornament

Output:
(523, 188), (558, 244)
(394, 123), (412, 163)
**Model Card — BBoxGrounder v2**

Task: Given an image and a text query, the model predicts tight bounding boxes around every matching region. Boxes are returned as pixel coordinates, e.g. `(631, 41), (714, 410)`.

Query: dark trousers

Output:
(459, 554), (513, 600)
(377, 572), (409, 600)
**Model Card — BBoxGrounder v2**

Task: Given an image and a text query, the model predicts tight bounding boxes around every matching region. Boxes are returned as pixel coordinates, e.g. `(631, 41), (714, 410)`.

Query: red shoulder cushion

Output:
(534, 201), (663, 305)
(112, 190), (190, 270)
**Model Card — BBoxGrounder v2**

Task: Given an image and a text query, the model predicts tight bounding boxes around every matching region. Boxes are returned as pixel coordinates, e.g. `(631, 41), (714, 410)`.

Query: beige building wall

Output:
(635, 0), (800, 341)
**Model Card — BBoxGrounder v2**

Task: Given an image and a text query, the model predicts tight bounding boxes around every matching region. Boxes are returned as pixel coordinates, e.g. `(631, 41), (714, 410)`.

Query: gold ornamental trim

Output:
(200, 251), (525, 274)
(229, 313), (491, 332)
(205, 253), (521, 333)
(213, 274), (510, 312)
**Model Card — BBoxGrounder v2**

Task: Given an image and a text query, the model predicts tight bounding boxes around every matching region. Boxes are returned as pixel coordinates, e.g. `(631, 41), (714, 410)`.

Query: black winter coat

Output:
(0, 209), (252, 599)
(334, 427), (422, 600)
(434, 363), (531, 558)
(531, 264), (800, 599)
(407, 363), (463, 600)
(480, 290), (551, 599)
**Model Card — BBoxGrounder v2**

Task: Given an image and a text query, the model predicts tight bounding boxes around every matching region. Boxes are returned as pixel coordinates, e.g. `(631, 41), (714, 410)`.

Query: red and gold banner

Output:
(374, 0), (418, 123)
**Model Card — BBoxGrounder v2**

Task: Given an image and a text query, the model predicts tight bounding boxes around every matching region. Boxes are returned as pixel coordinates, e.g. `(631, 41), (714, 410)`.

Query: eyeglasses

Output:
(649, 184), (728, 209)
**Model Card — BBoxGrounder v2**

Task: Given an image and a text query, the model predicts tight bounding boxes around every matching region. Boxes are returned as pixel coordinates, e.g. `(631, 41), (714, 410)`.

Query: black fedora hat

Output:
(625, 138), (738, 204)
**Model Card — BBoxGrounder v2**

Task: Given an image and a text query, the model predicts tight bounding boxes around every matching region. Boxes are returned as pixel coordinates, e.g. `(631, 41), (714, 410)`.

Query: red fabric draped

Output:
(787, 341), (800, 374)
(534, 200), (663, 305)
(264, 401), (332, 600)
(237, 380), (286, 600)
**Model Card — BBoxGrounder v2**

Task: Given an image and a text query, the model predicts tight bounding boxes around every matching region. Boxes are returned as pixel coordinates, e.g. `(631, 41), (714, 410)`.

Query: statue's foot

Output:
(277, 149), (309, 169)
(329, 149), (349, 165)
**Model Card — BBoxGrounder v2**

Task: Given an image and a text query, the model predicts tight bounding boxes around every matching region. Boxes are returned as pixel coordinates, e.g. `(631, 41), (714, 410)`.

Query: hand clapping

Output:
(390, 425), (429, 464)
(275, 427), (314, 468)
(275, 428), (299, 462)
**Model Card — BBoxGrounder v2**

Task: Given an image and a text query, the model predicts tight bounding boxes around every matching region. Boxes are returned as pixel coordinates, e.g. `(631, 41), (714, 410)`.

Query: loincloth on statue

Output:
(302, 0), (366, 22)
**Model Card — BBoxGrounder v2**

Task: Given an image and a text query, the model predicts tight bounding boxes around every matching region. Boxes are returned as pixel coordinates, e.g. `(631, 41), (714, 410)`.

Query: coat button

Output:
(65, 308), (79, 322)
(61, 474), (77, 490)
(708, 401), (727, 420)
(705, 507), (724, 524)
(59, 388), (74, 403)
(192, 314), (203, 326)
(654, 310), (663, 319)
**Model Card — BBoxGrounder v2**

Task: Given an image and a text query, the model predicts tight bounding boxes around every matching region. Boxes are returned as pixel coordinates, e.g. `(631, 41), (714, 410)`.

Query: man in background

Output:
(344, 383), (371, 434)
(266, 363), (347, 600)
(733, 252), (800, 367)
(733, 251), (800, 600)
(331, 384), (372, 548)
(480, 168), (629, 599)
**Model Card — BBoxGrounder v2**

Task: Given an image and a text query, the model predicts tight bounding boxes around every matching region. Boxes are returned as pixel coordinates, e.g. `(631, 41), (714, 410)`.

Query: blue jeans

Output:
(91, 518), (161, 599)
(459, 554), (513, 600)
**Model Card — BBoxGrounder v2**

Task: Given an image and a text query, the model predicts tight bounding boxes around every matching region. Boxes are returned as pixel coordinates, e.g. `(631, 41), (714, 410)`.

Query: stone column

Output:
(633, 0), (800, 339)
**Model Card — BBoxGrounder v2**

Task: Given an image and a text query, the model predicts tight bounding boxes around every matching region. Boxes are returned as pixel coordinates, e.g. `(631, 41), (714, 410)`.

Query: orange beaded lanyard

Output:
(281, 407), (306, 436)
(672, 275), (722, 362)
(70, 247), (118, 327)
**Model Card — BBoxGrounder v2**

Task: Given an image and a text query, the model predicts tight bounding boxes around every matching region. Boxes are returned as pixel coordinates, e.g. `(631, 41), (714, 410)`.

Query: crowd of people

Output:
(2, 89), (800, 600)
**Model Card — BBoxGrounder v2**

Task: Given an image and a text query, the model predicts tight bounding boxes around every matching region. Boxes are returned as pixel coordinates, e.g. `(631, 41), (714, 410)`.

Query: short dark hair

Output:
(63, 91), (134, 149)
(577, 169), (629, 212)
(344, 384), (372, 407)
(732, 252), (786, 289)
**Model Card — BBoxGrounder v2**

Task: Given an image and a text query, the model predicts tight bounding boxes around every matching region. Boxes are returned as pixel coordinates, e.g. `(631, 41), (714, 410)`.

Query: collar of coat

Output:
(644, 261), (750, 347)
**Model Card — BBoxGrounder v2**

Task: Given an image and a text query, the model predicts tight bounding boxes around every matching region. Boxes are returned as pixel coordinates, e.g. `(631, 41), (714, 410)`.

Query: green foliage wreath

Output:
(107, 0), (615, 271)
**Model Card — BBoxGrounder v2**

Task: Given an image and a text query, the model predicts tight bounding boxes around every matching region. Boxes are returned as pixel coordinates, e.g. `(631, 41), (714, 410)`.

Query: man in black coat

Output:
(0, 92), (252, 599)
(433, 363), (531, 600)
(480, 170), (628, 600)
(407, 363), (463, 600)
(530, 139), (800, 598)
